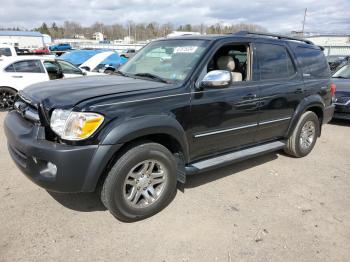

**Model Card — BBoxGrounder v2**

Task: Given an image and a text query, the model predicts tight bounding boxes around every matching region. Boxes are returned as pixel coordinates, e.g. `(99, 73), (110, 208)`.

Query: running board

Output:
(185, 141), (285, 175)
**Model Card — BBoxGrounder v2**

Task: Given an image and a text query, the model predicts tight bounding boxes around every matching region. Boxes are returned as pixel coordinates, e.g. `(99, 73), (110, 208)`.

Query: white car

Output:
(79, 51), (124, 74)
(0, 56), (87, 111)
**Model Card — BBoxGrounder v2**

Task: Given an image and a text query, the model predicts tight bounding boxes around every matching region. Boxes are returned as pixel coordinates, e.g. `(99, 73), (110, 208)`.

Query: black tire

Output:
(100, 142), (178, 222)
(284, 111), (320, 158)
(0, 87), (17, 112)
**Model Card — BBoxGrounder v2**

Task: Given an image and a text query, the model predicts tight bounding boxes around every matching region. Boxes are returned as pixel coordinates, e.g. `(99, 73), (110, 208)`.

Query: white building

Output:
(0, 31), (44, 49)
(305, 35), (350, 56)
(93, 32), (104, 42)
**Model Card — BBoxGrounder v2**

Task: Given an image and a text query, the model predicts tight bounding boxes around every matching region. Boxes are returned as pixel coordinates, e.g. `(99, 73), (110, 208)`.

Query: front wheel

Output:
(0, 87), (17, 111)
(100, 142), (178, 222)
(284, 111), (320, 157)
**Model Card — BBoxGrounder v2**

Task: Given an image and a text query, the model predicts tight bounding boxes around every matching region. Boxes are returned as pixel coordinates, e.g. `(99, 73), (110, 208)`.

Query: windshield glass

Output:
(119, 39), (209, 82)
(333, 65), (350, 79)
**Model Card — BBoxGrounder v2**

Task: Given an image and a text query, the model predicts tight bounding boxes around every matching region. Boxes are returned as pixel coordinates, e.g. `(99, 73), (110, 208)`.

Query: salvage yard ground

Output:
(0, 112), (349, 262)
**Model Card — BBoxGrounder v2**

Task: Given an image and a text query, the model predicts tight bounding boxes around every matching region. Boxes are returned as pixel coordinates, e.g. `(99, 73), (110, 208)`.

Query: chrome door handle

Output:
(12, 76), (23, 78)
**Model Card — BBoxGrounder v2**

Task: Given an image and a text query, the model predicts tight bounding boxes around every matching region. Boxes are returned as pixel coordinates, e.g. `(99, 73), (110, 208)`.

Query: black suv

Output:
(4, 31), (335, 221)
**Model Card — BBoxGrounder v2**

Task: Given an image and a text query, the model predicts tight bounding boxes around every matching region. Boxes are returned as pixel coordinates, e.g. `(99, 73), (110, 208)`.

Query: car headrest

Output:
(217, 56), (235, 71)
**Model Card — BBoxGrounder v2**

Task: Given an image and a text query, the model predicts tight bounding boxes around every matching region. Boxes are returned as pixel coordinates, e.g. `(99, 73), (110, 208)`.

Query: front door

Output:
(189, 42), (259, 161)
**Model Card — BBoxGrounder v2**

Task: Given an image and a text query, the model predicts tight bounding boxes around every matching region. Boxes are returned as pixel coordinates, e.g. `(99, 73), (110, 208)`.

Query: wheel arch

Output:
(286, 95), (325, 138)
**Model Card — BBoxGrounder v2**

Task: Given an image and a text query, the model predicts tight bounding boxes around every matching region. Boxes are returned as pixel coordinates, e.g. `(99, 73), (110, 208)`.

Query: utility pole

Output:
(302, 8), (307, 36)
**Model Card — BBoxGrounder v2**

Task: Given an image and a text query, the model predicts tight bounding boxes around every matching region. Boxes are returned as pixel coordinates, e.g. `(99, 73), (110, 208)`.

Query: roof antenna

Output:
(302, 8), (307, 36)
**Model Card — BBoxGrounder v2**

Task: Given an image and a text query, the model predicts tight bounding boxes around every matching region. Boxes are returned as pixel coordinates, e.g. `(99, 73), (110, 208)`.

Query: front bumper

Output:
(333, 104), (350, 120)
(4, 111), (122, 193)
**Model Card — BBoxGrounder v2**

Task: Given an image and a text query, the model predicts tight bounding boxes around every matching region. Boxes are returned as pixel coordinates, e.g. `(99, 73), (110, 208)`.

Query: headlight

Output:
(50, 109), (104, 140)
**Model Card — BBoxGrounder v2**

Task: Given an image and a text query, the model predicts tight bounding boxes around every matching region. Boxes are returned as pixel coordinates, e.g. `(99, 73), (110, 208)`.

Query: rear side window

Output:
(294, 47), (330, 79)
(12, 60), (43, 73)
(255, 43), (296, 80)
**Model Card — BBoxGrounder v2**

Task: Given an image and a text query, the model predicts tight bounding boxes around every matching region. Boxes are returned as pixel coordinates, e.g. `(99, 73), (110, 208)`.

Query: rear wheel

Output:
(100, 142), (178, 222)
(284, 111), (320, 157)
(0, 87), (17, 111)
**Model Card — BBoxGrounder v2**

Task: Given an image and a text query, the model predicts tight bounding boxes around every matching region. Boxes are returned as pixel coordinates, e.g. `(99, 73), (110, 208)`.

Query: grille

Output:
(335, 96), (350, 105)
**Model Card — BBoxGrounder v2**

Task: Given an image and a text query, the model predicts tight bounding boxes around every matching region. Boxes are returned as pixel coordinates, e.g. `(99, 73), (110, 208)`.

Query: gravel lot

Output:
(0, 111), (349, 262)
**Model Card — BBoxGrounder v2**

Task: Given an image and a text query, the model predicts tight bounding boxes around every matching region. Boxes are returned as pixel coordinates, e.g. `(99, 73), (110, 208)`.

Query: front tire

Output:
(0, 87), (17, 111)
(284, 111), (320, 157)
(100, 142), (178, 222)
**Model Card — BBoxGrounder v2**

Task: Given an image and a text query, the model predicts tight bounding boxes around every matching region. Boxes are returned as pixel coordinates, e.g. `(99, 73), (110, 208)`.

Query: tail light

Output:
(330, 82), (336, 97)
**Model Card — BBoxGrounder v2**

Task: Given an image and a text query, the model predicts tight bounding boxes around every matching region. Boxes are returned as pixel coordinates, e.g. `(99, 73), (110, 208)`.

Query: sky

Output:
(0, 0), (349, 33)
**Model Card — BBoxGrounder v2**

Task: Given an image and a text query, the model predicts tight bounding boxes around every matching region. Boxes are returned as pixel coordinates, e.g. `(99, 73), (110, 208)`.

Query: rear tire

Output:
(100, 142), (178, 222)
(284, 111), (320, 157)
(0, 87), (17, 112)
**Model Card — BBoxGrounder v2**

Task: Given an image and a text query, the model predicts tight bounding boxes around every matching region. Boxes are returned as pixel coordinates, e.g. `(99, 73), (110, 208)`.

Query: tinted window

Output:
(12, 60), (43, 73)
(0, 48), (12, 56)
(5, 64), (15, 72)
(295, 47), (330, 79)
(256, 43), (296, 80)
(57, 60), (82, 75)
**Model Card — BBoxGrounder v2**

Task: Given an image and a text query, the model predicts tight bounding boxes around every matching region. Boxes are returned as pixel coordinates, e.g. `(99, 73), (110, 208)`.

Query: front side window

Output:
(256, 43), (296, 80)
(12, 60), (43, 73)
(119, 39), (209, 82)
(57, 60), (83, 75)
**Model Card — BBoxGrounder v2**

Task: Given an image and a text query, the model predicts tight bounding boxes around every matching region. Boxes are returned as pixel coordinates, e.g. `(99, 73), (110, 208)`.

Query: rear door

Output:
(254, 42), (304, 142)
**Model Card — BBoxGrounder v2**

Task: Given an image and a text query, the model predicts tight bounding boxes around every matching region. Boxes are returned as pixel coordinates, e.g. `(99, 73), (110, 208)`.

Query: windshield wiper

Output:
(133, 73), (170, 83)
(332, 76), (348, 79)
(115, 70), (127, 77)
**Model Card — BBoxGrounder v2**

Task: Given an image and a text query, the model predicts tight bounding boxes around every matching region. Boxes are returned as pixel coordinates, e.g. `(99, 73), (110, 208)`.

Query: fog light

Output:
(40, 162), (57, 178)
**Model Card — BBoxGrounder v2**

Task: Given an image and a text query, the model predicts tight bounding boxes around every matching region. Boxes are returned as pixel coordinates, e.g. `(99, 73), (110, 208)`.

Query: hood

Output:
(332, 78), (350, 96)
(21, 75), (166, 110)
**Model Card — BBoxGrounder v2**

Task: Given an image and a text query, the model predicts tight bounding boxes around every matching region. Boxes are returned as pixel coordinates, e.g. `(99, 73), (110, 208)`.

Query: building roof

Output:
(0, 31), (43, 37)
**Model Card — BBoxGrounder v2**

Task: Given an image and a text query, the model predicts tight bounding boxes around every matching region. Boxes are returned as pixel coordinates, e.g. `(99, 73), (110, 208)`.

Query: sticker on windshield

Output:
(174, 46), (198, 53)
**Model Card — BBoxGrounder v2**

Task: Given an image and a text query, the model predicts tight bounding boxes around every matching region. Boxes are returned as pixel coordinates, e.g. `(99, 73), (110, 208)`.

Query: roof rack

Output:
(234, 31), (314, 45)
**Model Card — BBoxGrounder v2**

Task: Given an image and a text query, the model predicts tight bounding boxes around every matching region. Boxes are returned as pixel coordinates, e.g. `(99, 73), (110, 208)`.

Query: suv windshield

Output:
(333, 65), (350, 79)
(119, 39), (209, 82)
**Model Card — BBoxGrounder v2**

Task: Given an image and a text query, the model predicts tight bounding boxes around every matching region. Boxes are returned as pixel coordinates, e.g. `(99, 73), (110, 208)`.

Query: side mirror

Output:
(199, 70), (232, 89)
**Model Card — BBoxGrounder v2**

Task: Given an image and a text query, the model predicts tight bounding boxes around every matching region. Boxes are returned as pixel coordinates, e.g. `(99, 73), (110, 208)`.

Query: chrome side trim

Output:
(194, 123), (258, 138)
(194, 116), (291, 138)
(90, 93), (190, 108)
(259, 117), (291, 125)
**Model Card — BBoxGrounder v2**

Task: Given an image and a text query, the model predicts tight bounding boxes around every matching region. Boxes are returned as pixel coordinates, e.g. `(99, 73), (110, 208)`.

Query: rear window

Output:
(255, 43), (296, 80)
(295, 47), (330, 79)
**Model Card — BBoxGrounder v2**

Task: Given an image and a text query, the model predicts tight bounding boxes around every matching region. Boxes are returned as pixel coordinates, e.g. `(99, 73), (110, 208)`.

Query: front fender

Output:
(286, 94), (325, 137)
(100, 115), (190, 161)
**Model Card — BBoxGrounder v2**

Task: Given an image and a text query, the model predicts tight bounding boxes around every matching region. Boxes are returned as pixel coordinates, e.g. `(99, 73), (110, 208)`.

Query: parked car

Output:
(79, 51), (127, 74)
(0, 56), (87, 111)
(332, 64), (350, 120)
(59, 49), (111, 66)
(0, 44), (17, 57)
(4, 32), (335, 221)
(120, 48), (136, 59)
(49, 43), (72, 52)
(33, 47), (50, 54)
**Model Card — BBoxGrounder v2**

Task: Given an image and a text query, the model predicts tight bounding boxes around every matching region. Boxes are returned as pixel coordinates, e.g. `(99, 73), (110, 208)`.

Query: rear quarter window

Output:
(294, 46), (330, 79)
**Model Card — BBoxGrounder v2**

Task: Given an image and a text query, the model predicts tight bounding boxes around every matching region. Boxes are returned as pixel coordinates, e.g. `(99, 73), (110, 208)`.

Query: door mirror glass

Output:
(200, 70), (232, 88)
